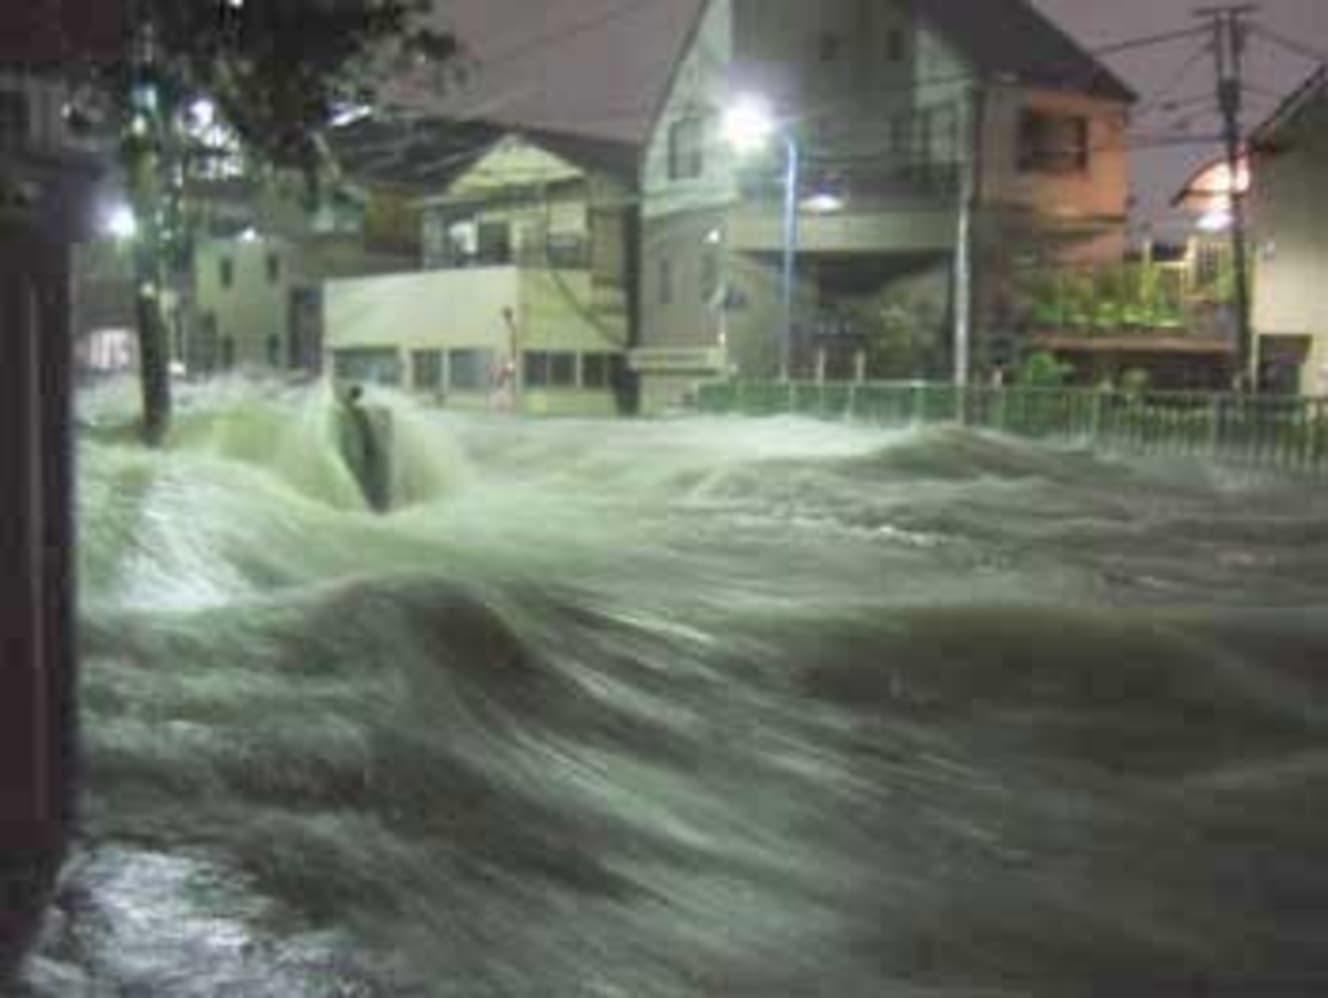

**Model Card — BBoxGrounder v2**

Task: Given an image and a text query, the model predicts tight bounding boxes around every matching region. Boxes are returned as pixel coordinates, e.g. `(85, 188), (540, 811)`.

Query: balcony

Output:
(729, 158), (961, 256)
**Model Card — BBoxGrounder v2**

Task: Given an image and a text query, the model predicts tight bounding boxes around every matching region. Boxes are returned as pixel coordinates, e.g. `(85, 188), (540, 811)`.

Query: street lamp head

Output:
(104, 204), (138, 241)
(722, 96), (776, 155)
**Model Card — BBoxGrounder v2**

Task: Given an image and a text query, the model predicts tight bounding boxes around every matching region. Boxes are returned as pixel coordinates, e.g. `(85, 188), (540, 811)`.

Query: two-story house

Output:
(396, 0), (1132, 410)
(633, 0), (1134, 407)
(322, 126), (639, 415)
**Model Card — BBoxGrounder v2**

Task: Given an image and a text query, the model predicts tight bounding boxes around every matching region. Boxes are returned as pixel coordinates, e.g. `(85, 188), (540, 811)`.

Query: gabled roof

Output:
(386, 0), (707, 145)
(1250, 66), (1328, 147)
(915, 0), (1135, 104)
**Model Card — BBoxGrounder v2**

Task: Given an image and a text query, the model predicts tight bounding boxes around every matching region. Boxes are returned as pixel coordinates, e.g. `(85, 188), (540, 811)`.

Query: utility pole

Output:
(1198, 4), (1257, 390)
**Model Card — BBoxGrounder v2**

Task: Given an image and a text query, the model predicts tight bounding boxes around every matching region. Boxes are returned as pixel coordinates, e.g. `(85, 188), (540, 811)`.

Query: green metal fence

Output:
(696, 381), (1328, 475)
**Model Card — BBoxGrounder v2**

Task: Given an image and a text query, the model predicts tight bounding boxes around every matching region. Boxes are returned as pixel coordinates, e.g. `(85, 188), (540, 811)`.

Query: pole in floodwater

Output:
(338, 385), (393, 513)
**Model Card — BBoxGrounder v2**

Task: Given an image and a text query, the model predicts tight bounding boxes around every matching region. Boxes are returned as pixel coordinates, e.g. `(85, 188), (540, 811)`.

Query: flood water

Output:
(21, 381), (1328, 995)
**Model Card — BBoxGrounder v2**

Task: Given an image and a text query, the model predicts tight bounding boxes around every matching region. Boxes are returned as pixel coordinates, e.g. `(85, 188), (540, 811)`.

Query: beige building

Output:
(324, 130), (636, 416)
(1249, 69), (1328, 396)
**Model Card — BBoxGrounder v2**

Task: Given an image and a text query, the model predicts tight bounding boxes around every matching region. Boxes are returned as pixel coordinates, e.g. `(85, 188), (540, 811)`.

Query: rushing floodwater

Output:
(20, 381), (1328, 995)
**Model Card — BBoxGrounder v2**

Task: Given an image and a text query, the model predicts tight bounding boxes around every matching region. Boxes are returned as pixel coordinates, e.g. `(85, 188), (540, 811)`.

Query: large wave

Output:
(21, 382), (1328, 995)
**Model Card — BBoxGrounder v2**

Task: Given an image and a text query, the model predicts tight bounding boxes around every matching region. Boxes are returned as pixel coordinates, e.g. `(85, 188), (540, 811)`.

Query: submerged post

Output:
(336, 386), (394, 513)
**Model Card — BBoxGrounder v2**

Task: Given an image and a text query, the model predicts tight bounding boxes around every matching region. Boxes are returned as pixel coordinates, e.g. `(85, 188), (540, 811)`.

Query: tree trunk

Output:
(133, 246), (171, 446)
(130, 146), (172, 447)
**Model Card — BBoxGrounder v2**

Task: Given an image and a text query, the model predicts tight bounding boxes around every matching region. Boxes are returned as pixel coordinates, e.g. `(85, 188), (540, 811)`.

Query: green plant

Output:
(1017, 350), (1074, 388)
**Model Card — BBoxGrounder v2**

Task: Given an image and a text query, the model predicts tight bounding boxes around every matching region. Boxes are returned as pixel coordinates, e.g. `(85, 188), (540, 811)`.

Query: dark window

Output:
(887, 28), (906, 63)
(524, 351), (551, 388)
(266, 252), (282, 284)
(550, 352), (576, 387)
(477, 221), (512, 265)
(659, 257), (674, 305)
(333, 347), (401, 386)
(448, 348), (493, 390)
(668, 116), (705, 180)
(219, 257), (234, 289)
(0, 90), (30, 146)
(819, 32), (843, 62)
(266, 334), (281, 367)
(581, 353), (610, 388)
(412, 350), (443, 390)
(1018, 110), (1089, 175)
(547, 231), (588, 269)
(220, 336), (235, 370)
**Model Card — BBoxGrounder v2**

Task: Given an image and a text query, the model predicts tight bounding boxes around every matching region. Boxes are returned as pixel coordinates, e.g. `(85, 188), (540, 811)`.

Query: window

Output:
(333, 348), (401, 386)
(886, 28), (906, 63)
(477, 221), (512, 265)
(220, 336), (236, 371)
(266, 334), (281, 367)
(1018, 110), (1089, 175)
(547, 231), (588, 269)
(659, 257), (674, 305)
(266, 252), (282, 284)
(819, 32), (843, 62)
(412, 350), (444, 390)
(0, 90), (29, 147)
(550, 353), (576, 387)
(524, 351), (550, 388)
(448, 348), (494, 391)
(219, 257), (234, 289)
(668, 116), (705, 180)
(581, 353), (624, 389)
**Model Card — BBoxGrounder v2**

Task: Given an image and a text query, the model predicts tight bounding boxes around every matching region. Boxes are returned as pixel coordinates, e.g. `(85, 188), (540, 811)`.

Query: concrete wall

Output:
(325, 266), (626, 414)
(1253, 89), (1328, 394)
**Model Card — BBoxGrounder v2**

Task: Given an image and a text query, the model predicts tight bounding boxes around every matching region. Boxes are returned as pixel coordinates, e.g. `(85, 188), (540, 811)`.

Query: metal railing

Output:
(695, 381), (1328, 475)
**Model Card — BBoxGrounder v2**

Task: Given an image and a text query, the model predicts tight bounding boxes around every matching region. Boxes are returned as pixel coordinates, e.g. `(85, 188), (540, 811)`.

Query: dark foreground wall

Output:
(0, 186), (82, 977)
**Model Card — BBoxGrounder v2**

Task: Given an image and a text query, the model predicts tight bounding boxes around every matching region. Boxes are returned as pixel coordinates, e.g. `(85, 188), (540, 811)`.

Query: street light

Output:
(103, 203), (138, 241)
(723, 95), (800, 381)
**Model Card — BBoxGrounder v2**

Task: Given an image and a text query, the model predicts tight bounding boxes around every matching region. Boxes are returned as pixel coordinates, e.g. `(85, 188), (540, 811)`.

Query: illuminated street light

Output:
(104, 204), (138, 241)
(724, 94), (799, 381)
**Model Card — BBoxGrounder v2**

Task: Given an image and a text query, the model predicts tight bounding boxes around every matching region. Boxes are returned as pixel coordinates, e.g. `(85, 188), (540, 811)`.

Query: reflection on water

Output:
(24, 380), (1328, 995)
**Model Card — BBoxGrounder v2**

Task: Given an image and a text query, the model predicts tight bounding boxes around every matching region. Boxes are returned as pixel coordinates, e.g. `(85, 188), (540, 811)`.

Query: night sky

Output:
(1032, 0), (1328, 236)
(429, 0), (1328, 239)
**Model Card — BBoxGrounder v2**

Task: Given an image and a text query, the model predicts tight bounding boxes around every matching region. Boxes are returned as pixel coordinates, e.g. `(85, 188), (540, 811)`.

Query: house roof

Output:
(385, 0), (707, 145)
(1250, 66), (1328, 147)
(914, 0), (1135, 104)
(329, 117), (639, 194)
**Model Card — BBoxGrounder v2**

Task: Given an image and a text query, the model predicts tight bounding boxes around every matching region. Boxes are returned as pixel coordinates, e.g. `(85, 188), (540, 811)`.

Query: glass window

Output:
(334, 348), (401, 386)
(448, 348), (494, 391)
(668, 116), (704, 180)
(547, 231), (588, 269)
(220, 336), (235, 370)
(266, 252), (282, 284)
(477, 221), (512, 265)
(887, 28), (907, 63)
(412, 350), (443, 390)
(0, 90), (29, 146)
(266, 334), (281, 367)
(1018, 110), (1090, 175)
(524, 351), (551, 388)
(581, 353), (610, 389)
(550, 353), (576, 387)
(219, 257), (234, 289)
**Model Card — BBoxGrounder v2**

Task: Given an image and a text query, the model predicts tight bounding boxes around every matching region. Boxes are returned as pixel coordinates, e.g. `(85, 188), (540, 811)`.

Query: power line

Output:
(1251, 24), (1328, 65)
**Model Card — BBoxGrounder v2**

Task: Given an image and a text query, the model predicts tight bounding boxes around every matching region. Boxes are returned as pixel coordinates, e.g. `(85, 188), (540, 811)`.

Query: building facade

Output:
(324, 132), (637, 415)
(1249, 70), (1328, 396)
(631, 0), (1134, 408)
